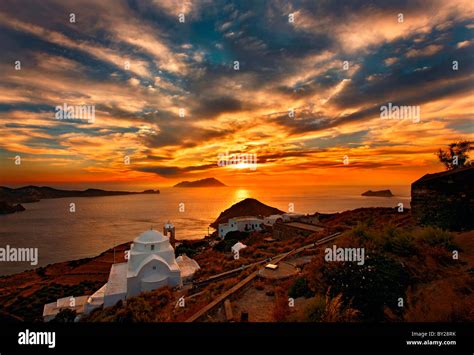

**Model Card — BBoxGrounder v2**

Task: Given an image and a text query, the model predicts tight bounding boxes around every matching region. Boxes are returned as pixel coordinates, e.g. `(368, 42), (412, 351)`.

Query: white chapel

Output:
(127, 229), (182, 293)
(101, 226), (183, 308)
(43, 223), (201, 320)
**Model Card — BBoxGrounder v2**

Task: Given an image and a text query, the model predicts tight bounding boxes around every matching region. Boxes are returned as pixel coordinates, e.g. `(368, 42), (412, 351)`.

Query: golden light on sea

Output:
(234, 188), (250, 201)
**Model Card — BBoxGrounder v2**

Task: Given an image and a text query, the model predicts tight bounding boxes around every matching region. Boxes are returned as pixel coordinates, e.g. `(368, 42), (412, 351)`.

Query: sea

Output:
(0, 185), (411, 275)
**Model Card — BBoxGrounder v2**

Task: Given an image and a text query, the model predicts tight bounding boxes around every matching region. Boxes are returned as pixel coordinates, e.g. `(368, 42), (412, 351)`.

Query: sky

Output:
(0, 0), (473, 189)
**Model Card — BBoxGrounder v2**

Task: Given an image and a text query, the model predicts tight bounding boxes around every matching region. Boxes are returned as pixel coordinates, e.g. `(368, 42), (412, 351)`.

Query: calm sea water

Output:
(0, 185), (410, 275)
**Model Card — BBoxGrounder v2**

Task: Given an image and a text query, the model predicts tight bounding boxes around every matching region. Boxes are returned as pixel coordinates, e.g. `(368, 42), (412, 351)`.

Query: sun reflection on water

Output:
(234, 188), (250, 202)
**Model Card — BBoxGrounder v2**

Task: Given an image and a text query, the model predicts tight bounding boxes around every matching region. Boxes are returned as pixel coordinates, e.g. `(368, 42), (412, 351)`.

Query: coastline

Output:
(0, 187), (411, 276)
(0, 186), (160, 215)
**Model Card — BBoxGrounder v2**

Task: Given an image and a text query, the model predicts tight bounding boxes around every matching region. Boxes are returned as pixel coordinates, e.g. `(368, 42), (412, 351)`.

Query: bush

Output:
(288, 278), (314, 299)
(213, 239), (238, 252)
(380, 227), (418, 256)
(414, 227), (455, 250)
(303, 293), (359, 322)
(175, 245), (196, 257)
(52, 308), (77, 323)
(224, 230), (248, 241)
(321, 253), (409, 321)
(36, 267), (46, 277)
(347, 223), (373, 241)
(85, 288), (173, 322)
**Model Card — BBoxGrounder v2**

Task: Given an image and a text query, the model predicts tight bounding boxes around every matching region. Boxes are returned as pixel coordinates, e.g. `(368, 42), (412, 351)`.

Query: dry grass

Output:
(403, 274), (474, 322)
(322, 291), (360, 322)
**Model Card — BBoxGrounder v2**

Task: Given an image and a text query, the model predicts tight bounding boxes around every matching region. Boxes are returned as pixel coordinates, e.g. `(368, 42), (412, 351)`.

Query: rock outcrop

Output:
(0, 201), (25, 215)
(210, 198), (283, 228)
(361, 189), (394, 197)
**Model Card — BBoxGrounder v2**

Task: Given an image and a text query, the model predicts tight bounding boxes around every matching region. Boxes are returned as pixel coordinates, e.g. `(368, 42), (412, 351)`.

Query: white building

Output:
(218, 216), (264, 239)
(44, 224), (201, 321)
(84, 284), (106, 314)
(231, 242), (247, 254)
(43, 295), (89, 322)
(102, 228), (182, 308)
(263, 213), (305, 226)
(176, 254), (201, 282)
(263, 214), (284, 226)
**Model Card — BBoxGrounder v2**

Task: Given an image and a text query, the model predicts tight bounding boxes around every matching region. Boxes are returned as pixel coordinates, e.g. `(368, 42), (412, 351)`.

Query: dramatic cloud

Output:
(0, 0), (472, 188)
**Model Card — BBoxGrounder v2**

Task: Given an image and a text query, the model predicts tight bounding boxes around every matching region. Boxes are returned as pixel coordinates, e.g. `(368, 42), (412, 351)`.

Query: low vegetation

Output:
(299, 224), (470, 322)
(84, 288), (175, 322)
(4, 281), (101, 322)
(301, 292), (360, 322)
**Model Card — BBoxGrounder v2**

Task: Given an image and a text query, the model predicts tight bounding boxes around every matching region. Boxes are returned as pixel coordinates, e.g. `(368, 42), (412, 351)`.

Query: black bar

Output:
(0, 322), (472, 354)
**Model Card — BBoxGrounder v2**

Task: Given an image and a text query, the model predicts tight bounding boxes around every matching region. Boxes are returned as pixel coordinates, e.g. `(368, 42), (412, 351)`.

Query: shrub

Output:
(52, 308), (76, 323)
(380, 227), (418, 256)
(224, 230), (248, 241)
(347, 222), (373, 241)
(302, 291), (359, 322)
(36, 267), (46, 277)
(414, 227), (455, 250)
(175, 245), (196, 257)
(85, 288), (173, 322)
(288, 278), (314, 299)
(213, 239), (239, 252)
(322, 292), (359, 322)
(321, 253), (409, 321)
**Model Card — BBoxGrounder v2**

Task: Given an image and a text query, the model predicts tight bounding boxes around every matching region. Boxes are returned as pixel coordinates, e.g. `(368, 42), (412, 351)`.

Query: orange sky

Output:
(0, 0), (472, 190)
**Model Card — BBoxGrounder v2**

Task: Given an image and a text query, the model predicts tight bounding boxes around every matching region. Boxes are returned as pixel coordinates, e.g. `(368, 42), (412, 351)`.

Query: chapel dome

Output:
(134, 229), (167, 243)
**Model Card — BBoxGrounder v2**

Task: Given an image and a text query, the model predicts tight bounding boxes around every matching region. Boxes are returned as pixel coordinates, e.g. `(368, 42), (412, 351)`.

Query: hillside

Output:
(210, 198), (284, 228)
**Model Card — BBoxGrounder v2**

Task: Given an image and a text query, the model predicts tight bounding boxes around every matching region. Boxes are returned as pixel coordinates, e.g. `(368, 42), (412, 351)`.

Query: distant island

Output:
(0, 200), (25, 214)
(361, 189), (394, 197)
(173, 178), (226, 188)
(0, 186), (160, 214)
